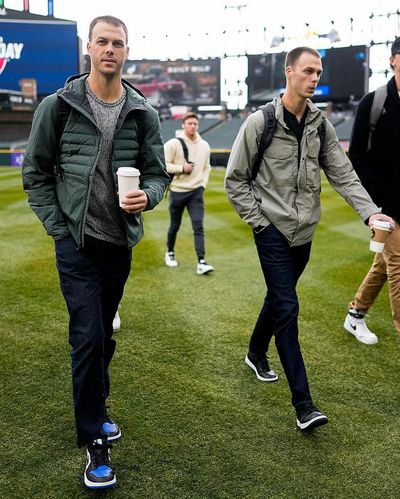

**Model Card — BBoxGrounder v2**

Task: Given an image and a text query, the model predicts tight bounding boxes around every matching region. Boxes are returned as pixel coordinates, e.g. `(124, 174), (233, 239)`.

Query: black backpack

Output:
(251, 102), (326, 181)
(168, 137), (190, 181)
(367, 84), (387, 152)
(164, 137), (191, 197)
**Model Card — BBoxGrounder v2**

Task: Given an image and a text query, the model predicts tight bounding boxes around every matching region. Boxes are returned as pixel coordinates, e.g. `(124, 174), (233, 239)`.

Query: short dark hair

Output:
(285, 47), (321, 68)
(88, 16), (128, 43)
(391, 36), (400, 56)
(182, 112), (199, 123)
(389, 36), (400, 69)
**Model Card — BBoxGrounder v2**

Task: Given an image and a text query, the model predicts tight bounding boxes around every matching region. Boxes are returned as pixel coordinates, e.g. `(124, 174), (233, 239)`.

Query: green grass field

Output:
(1, 167), (399, 498)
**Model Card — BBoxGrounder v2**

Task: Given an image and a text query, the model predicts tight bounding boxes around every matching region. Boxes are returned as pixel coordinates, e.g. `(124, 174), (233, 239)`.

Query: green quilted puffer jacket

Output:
(22, 74), (170, 248)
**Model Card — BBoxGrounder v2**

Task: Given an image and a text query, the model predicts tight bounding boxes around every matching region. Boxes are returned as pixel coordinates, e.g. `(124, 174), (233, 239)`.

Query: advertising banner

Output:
(247, 46), (368, 104)
(123, 58), (221, 107)
(0, 20), (78, 96)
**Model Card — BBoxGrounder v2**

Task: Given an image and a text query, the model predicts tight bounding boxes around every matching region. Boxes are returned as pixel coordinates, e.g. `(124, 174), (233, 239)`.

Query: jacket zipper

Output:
(79, 132), (102, 248)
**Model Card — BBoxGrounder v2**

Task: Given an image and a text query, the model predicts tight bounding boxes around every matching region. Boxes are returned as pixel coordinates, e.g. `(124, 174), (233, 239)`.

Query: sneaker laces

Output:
(257, 356), (271, 372)
(89, 439), (112, 469)
(296, 402), (318, 417)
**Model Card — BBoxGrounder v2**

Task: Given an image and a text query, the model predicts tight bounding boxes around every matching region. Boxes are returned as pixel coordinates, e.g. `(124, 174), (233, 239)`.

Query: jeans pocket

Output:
(254, 223), (274, 238)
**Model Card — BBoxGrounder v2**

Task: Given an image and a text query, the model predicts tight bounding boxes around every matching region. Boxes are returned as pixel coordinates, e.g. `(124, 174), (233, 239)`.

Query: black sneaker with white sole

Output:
(84, 438), (116, 489)
(245, 352), (278, 382)
(296, 404), (328, 431)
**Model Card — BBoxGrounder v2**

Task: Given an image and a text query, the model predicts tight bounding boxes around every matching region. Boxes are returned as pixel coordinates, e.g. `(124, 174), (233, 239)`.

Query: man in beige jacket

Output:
(164, 112), (214, 274)
(225, 46), (393, 431)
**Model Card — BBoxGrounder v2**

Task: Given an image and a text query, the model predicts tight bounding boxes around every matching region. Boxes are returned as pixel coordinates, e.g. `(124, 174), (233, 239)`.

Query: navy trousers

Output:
(249, 224), (313, 408)
(55, 235), (131, 447)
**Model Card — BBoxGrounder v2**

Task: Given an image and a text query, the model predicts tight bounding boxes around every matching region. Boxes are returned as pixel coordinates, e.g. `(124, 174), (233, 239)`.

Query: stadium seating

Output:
(334, 117), (355, 141)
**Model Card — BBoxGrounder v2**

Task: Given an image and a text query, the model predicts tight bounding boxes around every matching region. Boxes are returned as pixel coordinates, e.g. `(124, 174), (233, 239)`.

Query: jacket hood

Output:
(181, 131), (201, 142)
(58, 73), (148, 111)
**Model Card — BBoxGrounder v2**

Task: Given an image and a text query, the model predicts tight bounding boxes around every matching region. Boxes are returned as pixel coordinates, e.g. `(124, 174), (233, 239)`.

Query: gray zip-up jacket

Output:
(225, 95), (379, 246)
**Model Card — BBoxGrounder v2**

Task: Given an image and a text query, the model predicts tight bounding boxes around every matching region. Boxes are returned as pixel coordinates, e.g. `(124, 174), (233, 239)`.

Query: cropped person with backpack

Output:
(225, 46), (393, 431)
(22, 16), (169, 489)
(164, 112), (214, 274)
(344, 36), (400, 344)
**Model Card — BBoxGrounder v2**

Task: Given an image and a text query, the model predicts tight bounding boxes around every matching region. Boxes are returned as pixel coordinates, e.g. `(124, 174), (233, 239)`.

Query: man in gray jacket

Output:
(225, 46), (393, 431)
(23, 16), (169, 489)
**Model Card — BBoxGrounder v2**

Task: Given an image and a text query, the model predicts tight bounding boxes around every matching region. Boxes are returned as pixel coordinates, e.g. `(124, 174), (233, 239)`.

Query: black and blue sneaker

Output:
(84, 438), (116, 489)
(103, 413), (121, 442)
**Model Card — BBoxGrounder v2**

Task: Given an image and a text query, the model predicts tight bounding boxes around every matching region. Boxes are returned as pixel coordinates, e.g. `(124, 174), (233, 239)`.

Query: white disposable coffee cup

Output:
(370, 220), (391, 253)
(117, 167), (140, 207)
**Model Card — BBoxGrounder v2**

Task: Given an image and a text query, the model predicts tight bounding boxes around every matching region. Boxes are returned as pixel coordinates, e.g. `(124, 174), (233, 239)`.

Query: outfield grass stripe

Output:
(1, 167), (400, 498)
(328, 220), (370, 242)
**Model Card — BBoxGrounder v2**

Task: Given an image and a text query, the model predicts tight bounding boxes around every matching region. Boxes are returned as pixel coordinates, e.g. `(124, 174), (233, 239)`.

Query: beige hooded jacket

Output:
(164, 131), (211, 193)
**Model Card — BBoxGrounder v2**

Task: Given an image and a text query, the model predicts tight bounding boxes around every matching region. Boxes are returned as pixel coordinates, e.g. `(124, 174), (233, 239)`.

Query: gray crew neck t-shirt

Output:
(85, 80), (127, 246)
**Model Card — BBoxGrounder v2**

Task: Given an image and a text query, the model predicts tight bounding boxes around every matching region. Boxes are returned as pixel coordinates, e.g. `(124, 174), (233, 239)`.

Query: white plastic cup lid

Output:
(372, 220), (391, 230)
(117, 167), (140, 177)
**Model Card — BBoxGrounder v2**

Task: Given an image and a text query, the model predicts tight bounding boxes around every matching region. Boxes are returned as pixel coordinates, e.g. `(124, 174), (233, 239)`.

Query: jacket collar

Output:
(58, 73), (148, 113)
(273, 94), (323, 129)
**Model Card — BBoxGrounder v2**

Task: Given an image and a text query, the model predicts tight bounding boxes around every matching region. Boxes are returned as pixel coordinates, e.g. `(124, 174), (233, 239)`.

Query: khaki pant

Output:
(349, 222), (400, 334)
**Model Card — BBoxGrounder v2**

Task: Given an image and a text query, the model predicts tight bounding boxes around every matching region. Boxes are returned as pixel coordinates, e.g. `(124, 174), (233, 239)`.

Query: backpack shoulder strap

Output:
(55, 96), (72, 176)
(251, 102), (276, 181)
(368, 84), (387, 152)
(133, 110), (145, 149)
(55, 96), (71, 148)
(176, 137), (190, 163)
(317, 118), (326, 167)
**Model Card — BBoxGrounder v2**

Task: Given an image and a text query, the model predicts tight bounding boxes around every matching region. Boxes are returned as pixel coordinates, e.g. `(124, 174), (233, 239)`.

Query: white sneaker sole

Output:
(107, 429), (122, 442)
(296, 414), (328, 431)
(197, 268), (213, 275)
(84, 474), (117, 489)
(245, 355), (278, 382)
(343, 318), (378, 345)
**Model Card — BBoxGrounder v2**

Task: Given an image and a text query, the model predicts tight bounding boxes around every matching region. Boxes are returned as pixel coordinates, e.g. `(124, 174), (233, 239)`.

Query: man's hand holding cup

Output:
(116, 166), (147, 213)
(121, 189), (148, 214)
(368, 213), (395, 253)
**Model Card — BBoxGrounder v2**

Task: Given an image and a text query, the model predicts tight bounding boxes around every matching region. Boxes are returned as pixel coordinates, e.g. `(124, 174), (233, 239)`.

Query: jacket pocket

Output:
(56, 172), (87, 226)
(264, 139), (296, 187)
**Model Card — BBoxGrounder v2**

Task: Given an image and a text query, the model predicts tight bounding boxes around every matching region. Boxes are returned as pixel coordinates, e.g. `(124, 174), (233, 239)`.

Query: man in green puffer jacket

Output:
(22, 15), (169, 490)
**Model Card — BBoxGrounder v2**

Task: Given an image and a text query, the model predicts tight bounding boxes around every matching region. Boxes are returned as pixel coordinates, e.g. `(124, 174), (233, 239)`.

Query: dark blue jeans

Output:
(55, 235), (131, 447)
(250, 224), (313, 409)
(167, 187), (205, 260)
